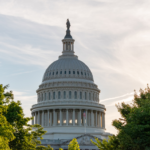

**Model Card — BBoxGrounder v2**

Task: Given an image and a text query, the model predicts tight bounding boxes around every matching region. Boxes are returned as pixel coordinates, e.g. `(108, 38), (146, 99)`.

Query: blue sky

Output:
(0, 0), (150, 135)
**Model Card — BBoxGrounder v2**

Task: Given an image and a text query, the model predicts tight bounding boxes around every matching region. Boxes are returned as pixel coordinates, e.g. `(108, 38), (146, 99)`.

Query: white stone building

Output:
(31, 19), (112, 150)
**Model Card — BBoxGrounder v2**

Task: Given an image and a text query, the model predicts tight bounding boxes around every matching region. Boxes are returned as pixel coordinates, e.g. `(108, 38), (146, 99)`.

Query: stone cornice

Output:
(37, 80), (100, 93)
(31, 100), (105, 111)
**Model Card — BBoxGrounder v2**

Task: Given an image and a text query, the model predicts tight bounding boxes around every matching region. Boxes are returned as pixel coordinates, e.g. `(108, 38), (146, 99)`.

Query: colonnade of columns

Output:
(32, 109), (105, 129)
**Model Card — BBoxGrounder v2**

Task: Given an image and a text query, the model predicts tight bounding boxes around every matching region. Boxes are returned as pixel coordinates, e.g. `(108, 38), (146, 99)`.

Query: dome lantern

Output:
(62, 19), (75, 56)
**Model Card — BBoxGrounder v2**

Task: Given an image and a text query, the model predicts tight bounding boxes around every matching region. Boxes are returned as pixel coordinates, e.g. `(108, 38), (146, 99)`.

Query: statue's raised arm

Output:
(66, 19), (70, 30)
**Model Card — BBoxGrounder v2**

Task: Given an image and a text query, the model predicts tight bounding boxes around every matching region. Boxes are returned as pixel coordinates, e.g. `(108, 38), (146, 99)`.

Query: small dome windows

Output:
(46, 70), (92, 81)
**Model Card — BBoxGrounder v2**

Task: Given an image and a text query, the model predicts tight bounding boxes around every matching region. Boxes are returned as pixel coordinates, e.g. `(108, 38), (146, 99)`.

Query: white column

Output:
(79, 109), (81, 126)
(96, 111), (97, 127)
(38, 111), (40, 125)
(47, 110), (49, 126)
(32, 113), (34, 125)
(73, 109), (75, 126)
(60, 109), (62, 126)
(91, 110), (93, 127)
(85, 110), (87, 126)
(53, 109), (55, 126)
(42, 111), (44, 126)
(100, 112), (102, 128)
(35, 112), (37, 124)
(103, 113), (105, 129)
(66, 109), (68, 126)
(50, 111), (52, 126)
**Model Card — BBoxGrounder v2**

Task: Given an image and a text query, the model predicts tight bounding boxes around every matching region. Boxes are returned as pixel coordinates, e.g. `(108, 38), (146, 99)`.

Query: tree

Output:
(91, 135), (119, 150)
(68, 138), (80, 150)
(0, 84), (47, 150)
(0, 108), (15, 150)
(92, 85), (150, 150)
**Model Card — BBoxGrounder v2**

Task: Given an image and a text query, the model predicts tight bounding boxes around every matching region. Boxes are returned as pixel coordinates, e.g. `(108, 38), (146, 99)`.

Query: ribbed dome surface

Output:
(42, 57), (93, 82)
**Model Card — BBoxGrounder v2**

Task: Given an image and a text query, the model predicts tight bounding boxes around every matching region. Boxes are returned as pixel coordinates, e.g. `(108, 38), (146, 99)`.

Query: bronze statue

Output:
(66, 19), (70, 30)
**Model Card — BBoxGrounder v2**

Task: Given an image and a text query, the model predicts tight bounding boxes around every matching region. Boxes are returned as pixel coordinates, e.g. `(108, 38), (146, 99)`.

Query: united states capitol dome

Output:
(42, 55), (94, 82)
(42, 20), (94, 83)
(31, 20), (111, 149)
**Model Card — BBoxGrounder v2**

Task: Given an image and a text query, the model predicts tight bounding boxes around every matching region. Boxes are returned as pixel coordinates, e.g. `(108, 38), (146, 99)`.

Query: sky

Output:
(0, 0), (150, 135)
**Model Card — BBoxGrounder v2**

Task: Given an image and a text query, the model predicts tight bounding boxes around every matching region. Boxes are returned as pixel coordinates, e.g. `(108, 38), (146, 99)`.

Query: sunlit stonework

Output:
(31, 19), (111, 150)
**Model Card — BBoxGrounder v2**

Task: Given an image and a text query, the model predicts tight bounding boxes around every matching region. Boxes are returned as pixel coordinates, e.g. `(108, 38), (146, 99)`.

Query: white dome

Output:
(42, 57), (94, 82)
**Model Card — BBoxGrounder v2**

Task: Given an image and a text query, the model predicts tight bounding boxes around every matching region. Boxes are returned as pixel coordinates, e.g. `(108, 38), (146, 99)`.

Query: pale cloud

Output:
(101, 92), (134, 102)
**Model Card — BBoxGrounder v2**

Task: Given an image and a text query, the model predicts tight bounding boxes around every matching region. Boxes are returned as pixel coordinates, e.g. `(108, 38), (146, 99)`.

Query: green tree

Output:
(91, 135), (119, 150)
(0, 108), (15, 150)
(68, 138), (80, 150)
(92, 85), (150, 150)
(0, 84), (47, 150)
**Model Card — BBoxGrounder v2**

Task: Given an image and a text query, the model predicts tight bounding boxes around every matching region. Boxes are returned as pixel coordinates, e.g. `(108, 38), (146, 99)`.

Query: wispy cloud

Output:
(101, 92), (134, 102)
(7, 70), (37, 77)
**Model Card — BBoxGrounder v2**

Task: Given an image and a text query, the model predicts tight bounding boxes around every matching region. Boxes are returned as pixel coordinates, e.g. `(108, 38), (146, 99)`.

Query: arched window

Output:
(69, 71), (71, 74)
(74, 91), (77, 99)
(64, 91), (66, 99)
(45, 93), (46, 100)
(80, 92), (82, 99)
(89, 93), (91, 100)
(49, 92), (51, 100)
(58, 91), (61, 99)
(53, 92), (55, 100)
(69, 91), (72, 99)
(85, 92), (87, 100)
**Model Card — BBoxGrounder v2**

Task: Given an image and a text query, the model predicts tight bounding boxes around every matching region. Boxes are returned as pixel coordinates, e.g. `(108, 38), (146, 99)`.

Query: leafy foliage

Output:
(92, 85), (150, 150)
(68, 138), (80, 150)
(0, 108), (15, 150)
(0, 84), (47, 150)
(91, 135), (119, 150)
